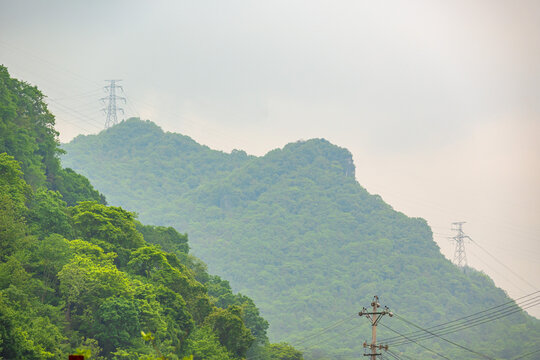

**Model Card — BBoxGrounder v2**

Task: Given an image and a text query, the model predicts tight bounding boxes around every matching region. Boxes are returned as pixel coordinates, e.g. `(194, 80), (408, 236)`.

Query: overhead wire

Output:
(513, 349), (540, 360)
(286, 313), (357, 348)
(2, 39), (259, 152)
(388, 349), (413, 360)
(246, 294), (539, 360)
(245, 313), (357, 360)
(47, 88), (103, 101)
(388, 297), (540, 346)
(385, 349), (405, 360)
(384, 352), (400, 360)
(46, 99), (104, 129)
(392, 314), (495, 359)
(379, 323), (451, 360)
(0, 40), (137, 134)
(387, 297), (540, 346)
(467, 251), (529, 294)
(380, 290), (540, 344)
(295, 322), (359, 351)
(433, 222), (538, 295)
(469, 237), (537, 290)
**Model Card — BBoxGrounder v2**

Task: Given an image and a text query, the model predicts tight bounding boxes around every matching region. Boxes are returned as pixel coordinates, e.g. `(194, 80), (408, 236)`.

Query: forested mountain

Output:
(62, 118), (540, 359)
(0, 66), (297, 360)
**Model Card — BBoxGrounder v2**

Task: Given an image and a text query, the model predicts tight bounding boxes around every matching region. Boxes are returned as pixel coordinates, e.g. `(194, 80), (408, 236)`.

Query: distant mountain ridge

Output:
(62, 118), (540, 359)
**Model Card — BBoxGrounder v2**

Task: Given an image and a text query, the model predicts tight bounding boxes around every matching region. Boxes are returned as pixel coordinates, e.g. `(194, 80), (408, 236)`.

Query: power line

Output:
(469, 237), (537, 290)
(388, 298), (540, 346)
(387, 297), (540, 346)
(295, 322), (359, 354)
(393, 314), (494, 359)
(379, 323), (451, 360)
(287, 313), (357, 347)
(433, 224), (538, 296)
(249, 293), (540, 360)
(513, 349), (540, 360)
(48, 89), (102, 101)
(384, 350), (403, 360)
(387, 349), (413, 360)
(380, 290), (540, 344)
(246, 314), (357, 360)
(46, 98), (104, 129)
(467, 251), (529, 294)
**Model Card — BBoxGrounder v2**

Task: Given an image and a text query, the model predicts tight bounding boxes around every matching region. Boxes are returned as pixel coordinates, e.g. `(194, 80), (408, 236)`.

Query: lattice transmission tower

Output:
(101, 80), (125, 128)
(451, 222), (471, 269)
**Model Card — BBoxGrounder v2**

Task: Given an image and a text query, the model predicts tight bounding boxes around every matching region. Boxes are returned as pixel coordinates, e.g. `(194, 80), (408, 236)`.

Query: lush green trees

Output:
(188, 326), (232, 360)
(0, 65), (104, 205)
(54, 167), (107, 206)
(137, 224), (190, 255)
(268, 343), (303, 360)
(0, 66), (59, 189)
(0, 67), (289, 360)
(205, 306), (254, 358)
(28, 188), (72, 237)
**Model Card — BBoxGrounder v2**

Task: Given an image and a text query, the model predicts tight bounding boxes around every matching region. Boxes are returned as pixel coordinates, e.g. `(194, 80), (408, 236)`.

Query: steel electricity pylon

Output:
(451, 222), (471, 269)
(101, 80), (125, 128)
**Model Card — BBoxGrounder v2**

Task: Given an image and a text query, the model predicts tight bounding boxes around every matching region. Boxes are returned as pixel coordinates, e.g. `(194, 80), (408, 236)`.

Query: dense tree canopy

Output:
(0, 65), (105, 204)
(0, 67), (293, 360)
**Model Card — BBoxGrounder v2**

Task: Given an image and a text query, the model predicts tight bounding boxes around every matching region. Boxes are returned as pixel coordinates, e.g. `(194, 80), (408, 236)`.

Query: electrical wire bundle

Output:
(380, 290), (540, 347)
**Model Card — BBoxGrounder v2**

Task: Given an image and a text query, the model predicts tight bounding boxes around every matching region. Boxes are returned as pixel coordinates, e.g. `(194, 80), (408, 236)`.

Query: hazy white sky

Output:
(1, 0), (539, 317)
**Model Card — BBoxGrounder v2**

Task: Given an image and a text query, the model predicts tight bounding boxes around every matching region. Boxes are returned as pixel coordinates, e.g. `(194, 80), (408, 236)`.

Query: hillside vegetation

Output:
(0, 66), (297, 360)
(62, 118), (540, 359)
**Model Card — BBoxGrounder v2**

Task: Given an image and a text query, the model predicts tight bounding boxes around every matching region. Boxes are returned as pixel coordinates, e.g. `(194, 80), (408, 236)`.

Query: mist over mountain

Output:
(62, 118), (540, 359)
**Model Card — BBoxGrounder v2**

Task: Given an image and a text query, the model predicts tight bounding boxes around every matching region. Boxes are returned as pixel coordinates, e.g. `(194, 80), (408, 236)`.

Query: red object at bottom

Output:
(69, 356), (84, 360)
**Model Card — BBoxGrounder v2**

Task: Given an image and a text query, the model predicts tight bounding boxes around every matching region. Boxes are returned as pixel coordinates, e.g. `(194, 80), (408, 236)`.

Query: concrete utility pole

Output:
(359, 295), (392, 359)
(451, 222), (471, 269)
(101, 79), (125, 128)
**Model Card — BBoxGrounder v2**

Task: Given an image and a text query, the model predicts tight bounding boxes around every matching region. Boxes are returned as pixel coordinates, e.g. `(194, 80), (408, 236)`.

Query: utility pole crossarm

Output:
(359, 295), (393, 360)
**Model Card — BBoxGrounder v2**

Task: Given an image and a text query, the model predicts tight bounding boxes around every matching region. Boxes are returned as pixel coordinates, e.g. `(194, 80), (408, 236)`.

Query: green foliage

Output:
(71, 201), (145, 265)
(0, 153), (31, 261)
(0, 65), (105, 204)
(206, 275), (269, 349)
(0, 152), (31, 214)
(95, 297), (141, 354)
(188, 326), (232, 360)
(62, 118), (540, 359)
(137, 224), (190, 255)
(53, 167), (106, 206)
(0, 68), (284, 360)
(205, 306), (255, 358)
(268, 343), (303, 360)
(0, 66), (59, 189)
(28, 187), (72, 237)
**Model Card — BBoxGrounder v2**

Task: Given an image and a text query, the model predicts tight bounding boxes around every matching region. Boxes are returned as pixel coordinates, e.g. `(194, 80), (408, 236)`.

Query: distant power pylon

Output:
(451, 222), (471, 269)
(101, 80), (125, 128)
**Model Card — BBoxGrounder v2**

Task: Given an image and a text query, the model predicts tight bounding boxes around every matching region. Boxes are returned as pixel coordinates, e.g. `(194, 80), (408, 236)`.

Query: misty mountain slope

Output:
(63, 119), (252, 214)
(62, 119), (540, 359)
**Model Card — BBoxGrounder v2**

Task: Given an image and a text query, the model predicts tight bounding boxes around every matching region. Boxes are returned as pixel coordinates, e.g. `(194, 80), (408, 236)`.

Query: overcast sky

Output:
(1, 0), (539, 317)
